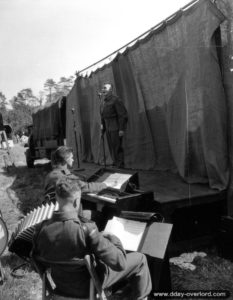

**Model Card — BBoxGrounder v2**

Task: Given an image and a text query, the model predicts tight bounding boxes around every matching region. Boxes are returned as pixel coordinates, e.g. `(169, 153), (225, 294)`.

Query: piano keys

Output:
(81, 168), (155, 214)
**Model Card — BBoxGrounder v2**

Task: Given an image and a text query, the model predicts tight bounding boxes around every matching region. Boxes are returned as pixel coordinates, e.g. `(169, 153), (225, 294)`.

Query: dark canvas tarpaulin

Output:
(66, 65), (115, 166)
(33, 97), (65, 141)
(66, 0), (229, 190)
(215, 0), (233, 213)
(66, 83), (83, 167)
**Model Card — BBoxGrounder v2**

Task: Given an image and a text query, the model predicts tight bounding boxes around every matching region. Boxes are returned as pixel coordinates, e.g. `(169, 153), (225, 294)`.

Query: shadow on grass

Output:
(1, 252), (31, 274)
(5, 162), (52, 215)
(0, 252), (41, 300)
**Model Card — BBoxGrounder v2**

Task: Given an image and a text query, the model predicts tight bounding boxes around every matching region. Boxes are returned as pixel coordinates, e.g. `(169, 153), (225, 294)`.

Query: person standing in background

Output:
(100, 83), (128, 168)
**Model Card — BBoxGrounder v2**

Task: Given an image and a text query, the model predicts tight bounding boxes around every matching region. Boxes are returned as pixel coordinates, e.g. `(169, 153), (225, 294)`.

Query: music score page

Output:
(98, 172), (132, 190)
(104, 217), (147, 251)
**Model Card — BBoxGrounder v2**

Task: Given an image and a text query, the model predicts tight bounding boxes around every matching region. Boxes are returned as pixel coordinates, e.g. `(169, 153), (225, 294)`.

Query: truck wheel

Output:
(26, 149), (34, 168)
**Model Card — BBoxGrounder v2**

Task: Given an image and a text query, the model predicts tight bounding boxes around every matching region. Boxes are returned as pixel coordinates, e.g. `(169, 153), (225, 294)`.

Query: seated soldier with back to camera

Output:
(32, 178), (152, 300)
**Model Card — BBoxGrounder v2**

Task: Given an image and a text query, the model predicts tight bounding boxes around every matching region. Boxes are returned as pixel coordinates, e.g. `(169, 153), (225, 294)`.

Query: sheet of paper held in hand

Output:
(104, 217), (147, 251)
(99, 172), (132, 190)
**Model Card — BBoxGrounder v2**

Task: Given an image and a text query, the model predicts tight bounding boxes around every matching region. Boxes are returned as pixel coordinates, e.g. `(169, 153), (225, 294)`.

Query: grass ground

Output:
(0, 145), (43, 299)
(0, 145), (233, 299)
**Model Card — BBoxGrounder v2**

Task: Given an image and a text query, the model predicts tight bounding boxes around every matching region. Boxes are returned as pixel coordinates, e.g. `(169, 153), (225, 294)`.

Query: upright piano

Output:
(81, 167), (155, 215)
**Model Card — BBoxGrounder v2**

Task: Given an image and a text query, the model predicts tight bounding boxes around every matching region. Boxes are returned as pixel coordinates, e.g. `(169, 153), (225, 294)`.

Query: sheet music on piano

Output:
(95, 172), (132, 191)
(82, 168), (150, 211)
(86, 172), (132, 204)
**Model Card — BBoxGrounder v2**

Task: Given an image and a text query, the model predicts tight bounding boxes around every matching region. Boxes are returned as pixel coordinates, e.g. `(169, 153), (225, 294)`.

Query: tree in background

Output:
(56, 76), (74, 97)
(14, 88), (40, 107)
(3, 88), (40, 134)
(7, 106), (32, 134)
(0, 91), (10, 124)
(0, 91), (8, 113)
(44, 76), (74, 104)
(44, 78), (57, 103)
(0, 74), (75, 134)
(8, 95), (33, 134)
(38, 91), (45, 106)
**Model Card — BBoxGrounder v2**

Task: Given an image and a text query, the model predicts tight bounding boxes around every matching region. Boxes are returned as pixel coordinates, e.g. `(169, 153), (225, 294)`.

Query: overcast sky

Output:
(0, 0), (191, 100)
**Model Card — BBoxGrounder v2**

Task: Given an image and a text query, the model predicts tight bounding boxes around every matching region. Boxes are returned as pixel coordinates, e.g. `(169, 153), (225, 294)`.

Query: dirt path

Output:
(0, 145), (42, 300)
(0, 148), (22, 232)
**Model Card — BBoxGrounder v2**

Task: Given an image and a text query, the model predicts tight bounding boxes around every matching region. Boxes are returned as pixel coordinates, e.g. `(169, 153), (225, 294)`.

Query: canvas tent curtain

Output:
(66, 0), (229, 190)
(215, 0), (233, 213)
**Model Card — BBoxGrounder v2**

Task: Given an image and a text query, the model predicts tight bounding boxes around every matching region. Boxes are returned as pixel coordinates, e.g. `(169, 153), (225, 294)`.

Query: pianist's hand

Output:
(102, 231), (116, 240)
(104, 180), (118, 189)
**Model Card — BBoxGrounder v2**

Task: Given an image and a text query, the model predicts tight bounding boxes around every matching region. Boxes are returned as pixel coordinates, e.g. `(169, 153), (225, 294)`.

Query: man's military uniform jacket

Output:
(32, 211), (126, 298)
(44, 166), (107, 195)
(100, 94), (128, 132)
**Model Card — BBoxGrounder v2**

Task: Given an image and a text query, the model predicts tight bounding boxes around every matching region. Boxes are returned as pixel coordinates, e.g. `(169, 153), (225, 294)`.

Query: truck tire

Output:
(26, 149), (35, 168)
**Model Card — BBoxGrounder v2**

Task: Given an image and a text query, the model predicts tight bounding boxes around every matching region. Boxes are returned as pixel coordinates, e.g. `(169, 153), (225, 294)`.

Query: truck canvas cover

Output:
(32, 97), (66, 141)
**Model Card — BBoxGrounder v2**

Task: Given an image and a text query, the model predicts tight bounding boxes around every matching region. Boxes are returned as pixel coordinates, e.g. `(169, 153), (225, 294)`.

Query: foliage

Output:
(57, 76), (74, 96)
(0, 88), (41, 134)
(2, 91), (37, 134)
(0, 91), (7, 110)
(43, 76), (74, 104)
(0, 74), (75, 134)
(14, 88), (41, 107)
(44, 78), (56, 103)
(7, 103), (33, 134)
(0, 91), (8, 120)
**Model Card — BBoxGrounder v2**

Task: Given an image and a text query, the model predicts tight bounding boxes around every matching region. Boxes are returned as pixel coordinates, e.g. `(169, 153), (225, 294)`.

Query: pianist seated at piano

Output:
(44, 146), (116, 228)
(44, 146), (108, 197)
(32, 178), (152, 300)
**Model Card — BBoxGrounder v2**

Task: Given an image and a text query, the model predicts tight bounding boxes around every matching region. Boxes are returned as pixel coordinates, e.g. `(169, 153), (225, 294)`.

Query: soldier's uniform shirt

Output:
(44, 166), (108, 229)
(32, 211), (152, 299)
(100, 94), (128, 167)
(44, 165), (107, 195)
(100, 94), (128, 132)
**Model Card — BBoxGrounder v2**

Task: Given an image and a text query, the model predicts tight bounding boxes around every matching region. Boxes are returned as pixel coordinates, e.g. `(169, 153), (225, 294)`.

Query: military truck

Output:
(25, 96), (66, 167)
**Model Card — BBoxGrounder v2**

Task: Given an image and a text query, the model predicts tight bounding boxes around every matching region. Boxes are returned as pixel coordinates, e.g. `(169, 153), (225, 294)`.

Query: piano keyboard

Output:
(87, 192), (117, 203)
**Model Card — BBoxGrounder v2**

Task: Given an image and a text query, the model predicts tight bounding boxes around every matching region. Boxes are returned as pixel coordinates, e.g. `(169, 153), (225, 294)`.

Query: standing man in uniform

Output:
(100, 83), (128, 168)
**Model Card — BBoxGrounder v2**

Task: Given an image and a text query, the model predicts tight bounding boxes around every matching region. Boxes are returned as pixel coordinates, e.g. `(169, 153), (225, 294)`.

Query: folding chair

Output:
(31, 254), (108, 300)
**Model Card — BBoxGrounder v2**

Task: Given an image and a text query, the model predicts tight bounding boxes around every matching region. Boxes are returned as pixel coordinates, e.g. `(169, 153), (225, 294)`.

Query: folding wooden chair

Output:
(31, 254), (108, 300)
